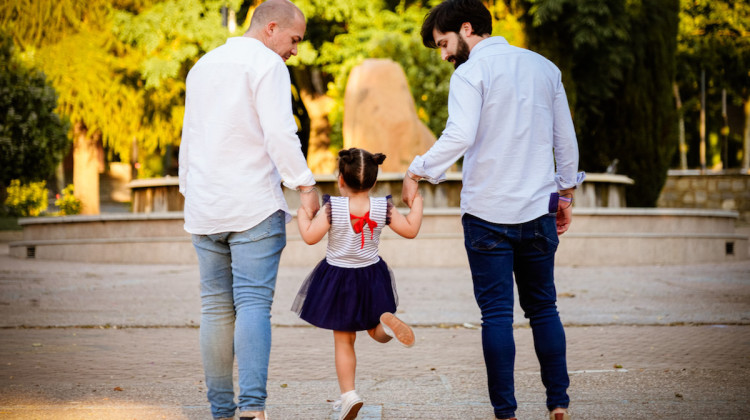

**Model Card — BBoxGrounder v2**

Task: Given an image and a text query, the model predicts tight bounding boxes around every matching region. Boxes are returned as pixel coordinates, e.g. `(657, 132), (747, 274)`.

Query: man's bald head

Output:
(248, 0), (304, 32)
(245, 0), (306, 61)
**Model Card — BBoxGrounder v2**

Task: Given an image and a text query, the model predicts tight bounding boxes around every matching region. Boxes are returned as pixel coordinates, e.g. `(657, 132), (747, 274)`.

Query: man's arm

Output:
(256, 59), (319, 216)
(402, 73), (481, 205)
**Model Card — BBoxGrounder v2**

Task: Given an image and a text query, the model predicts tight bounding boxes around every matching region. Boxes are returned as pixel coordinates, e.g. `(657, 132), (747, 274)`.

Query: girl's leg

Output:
(333, 330), (357, 393)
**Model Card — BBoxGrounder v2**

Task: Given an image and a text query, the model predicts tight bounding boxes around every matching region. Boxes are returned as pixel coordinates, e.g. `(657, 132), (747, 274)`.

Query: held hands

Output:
(409, 192), (423, 209)
(401, 172), (420, 207)
(298, 186), (320, 220)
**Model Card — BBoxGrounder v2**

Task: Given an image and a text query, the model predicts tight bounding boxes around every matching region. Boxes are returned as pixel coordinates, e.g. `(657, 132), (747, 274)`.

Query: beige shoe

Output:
(550, 408), (570, 420)
(239, 410), (267, 420)
(380, 312), (415, 347)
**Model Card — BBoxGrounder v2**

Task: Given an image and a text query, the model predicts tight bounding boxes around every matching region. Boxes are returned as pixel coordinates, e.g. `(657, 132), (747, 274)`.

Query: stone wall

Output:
(658, 171), (750, 225)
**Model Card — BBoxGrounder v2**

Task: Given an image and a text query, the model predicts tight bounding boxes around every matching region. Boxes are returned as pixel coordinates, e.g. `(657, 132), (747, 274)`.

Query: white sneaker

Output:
(380, 312), (415, 347)
(335, 390), (363, 420)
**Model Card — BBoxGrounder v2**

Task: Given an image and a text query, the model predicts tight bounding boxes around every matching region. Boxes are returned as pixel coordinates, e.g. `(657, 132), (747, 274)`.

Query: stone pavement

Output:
(1, 243), (749, 419)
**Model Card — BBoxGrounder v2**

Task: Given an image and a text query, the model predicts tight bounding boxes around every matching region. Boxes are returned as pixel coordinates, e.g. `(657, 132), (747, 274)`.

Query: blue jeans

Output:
(191, 210), (286, 419)
(462, 213), (569, 419)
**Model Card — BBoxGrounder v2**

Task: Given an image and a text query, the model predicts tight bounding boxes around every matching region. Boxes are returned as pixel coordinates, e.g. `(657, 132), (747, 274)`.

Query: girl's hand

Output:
(389, 193), (423, 239)
(297, 204), (331, 245)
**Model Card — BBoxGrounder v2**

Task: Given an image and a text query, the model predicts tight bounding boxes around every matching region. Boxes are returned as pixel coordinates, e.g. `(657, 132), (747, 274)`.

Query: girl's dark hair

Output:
(338, 148), (386, 191)
(421, 0), (492, 49)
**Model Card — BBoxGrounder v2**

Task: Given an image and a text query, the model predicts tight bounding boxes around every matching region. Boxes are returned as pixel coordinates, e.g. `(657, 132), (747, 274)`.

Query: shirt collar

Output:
(469, 36), (509, 59)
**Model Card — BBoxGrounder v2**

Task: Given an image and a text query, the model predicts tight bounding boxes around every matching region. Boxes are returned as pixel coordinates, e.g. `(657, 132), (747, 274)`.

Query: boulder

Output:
(343, 59), (435, 173)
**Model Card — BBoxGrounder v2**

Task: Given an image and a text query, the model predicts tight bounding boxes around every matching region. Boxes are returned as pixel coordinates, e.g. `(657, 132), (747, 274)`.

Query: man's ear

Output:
(461, 22), (473, 37)
(265, 21), (278, 36)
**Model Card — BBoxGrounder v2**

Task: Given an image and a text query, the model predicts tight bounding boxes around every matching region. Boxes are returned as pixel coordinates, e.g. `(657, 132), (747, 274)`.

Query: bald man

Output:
(179, 1), (318, 419)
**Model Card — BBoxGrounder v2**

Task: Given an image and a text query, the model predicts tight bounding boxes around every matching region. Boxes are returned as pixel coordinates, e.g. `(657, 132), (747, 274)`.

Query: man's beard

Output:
(449, 36), (471, 69)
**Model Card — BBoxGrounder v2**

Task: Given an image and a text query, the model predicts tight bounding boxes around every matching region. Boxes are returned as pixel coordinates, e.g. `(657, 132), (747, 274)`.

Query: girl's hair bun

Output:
(338, 148), (354, 163)
(372, 153), (386, 165)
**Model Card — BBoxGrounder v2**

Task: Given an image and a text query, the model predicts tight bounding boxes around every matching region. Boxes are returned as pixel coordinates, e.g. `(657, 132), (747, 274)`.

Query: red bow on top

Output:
(350, 212), (378, 249)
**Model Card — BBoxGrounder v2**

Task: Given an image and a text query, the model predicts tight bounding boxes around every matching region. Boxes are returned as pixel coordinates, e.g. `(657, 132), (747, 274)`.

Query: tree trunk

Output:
(291, 67), (336, 174)
(673, 82), (687, 170)
(700, 69), (706, 172)
(73, 122), (100, 214)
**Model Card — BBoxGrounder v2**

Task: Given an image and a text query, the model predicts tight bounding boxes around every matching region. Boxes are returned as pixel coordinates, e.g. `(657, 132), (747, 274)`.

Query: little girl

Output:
(292, 148), (423, 420)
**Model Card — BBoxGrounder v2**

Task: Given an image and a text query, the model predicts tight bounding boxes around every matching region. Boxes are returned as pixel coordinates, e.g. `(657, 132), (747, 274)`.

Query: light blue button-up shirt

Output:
(409, 36), (585, 224)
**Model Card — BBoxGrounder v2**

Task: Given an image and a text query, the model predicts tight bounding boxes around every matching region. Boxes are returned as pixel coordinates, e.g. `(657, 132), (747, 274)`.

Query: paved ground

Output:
(1, 243), (749, 419)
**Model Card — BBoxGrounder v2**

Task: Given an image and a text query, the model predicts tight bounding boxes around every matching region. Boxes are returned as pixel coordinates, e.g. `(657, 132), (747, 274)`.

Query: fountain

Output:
(7, 59), (748, 266)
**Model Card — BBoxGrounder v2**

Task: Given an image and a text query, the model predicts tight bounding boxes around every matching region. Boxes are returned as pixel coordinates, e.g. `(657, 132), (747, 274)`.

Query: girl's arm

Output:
(388, 194), (423, 239)
(297, 205), (330, 245)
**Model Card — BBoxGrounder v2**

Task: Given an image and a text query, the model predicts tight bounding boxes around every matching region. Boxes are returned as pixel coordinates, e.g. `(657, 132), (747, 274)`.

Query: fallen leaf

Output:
(114, 387), (123, 392)
(614, 364), (623, 369)
(280, 384), (288, 388)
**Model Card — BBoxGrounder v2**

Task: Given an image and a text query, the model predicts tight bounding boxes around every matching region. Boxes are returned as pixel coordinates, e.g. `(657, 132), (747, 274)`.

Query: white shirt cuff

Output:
(555, 171), (586, 190)
(408, 155), (447, 185)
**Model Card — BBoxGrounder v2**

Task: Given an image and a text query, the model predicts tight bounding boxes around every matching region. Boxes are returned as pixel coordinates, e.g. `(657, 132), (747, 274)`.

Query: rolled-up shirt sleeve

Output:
(256, 61), (315, 190)
(552, 75), (585, 190)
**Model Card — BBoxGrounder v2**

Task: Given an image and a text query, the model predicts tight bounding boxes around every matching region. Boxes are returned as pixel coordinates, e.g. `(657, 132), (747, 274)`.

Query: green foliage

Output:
(30, 29), (143, 162)
(6, 0), (237, 173)
(0, 33), (70, 187)
(675, 0), (750, 168)
(291, 0), (453, 148)
(521, 0), (679, 206)
(4, 180), (49, 217)
(111, 0), (241, 163)
(0, 0), (110, 48)
(612, 0), (679, 206)
(112, 0), (241, 88)
(55, 184), (82, 215)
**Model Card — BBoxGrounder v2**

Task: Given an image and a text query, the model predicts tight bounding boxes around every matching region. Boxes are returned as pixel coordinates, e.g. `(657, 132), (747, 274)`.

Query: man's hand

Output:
(556, 189), (575, 235)
(298, 186), (320, 219)
(556, 204), (572, 235)
(401, 172), (420, 207)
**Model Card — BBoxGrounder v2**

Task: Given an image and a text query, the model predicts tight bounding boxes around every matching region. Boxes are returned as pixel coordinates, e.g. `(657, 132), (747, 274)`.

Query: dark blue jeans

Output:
(462, 213), (569, 419)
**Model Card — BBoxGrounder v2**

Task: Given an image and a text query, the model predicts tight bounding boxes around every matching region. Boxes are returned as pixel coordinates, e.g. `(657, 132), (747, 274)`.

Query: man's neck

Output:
(467, 34), (491, 51)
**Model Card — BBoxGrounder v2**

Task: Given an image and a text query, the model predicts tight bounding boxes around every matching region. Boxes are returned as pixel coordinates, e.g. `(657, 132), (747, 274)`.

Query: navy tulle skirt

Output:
(291, 258), (398, 331)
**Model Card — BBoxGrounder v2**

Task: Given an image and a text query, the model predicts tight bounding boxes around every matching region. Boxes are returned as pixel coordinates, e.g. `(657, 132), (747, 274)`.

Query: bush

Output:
(55, 184), (82, 215)
(4, 179), (48, 217)
(0, 33), (70, 187)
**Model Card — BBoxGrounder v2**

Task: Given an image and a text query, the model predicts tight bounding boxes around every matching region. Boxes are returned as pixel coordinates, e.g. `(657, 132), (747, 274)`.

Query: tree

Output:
(112, 0), (243, 170)
(0, 33), (70, 191)
(2, 0), (236, 213)
(675, 0), (750, 171)
(2, 0), (136, 214)
(518, 0), (679, 206)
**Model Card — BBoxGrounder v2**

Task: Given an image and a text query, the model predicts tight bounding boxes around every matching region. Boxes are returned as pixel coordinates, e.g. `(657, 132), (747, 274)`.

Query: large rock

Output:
(343, 59), (435, 173)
